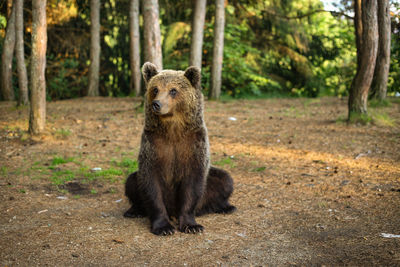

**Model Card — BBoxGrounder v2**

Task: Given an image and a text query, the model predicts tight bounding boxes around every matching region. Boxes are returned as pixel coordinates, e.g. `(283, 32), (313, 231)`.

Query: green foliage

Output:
(388, 29), (400, 96)
(0, 14), (6, 29)
(47, 56), (85, 100)
(13, 0), (396, 99)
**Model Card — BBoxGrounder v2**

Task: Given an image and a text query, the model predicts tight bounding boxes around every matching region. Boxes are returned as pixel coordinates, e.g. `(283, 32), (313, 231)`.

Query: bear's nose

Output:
(152, 100), (161, 112)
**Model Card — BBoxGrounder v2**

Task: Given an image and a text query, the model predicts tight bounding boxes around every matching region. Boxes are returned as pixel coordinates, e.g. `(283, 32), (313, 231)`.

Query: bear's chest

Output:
(153, 135), (197, 184)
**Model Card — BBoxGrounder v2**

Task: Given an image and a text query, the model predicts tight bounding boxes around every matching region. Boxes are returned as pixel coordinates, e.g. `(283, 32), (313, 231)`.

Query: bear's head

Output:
(142, 62), (203, 129)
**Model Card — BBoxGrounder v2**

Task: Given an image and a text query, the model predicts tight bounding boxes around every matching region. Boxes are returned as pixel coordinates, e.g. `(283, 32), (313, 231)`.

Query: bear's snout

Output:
(152, 100), (161, 113)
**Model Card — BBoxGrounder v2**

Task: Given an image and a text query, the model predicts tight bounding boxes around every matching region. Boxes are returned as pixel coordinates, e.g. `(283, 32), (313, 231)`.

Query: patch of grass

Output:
(51, 156), (75, 166)
(83, 168), (124, 183)
(213, 157), (236, 168)
(90, 189), (97, 194)
(372, 112), (396, 127)
(114, 158), (138, 174)
(369, 99), (391, 108)
(50, 170), (75, 185)
(348, 112), (372, 125)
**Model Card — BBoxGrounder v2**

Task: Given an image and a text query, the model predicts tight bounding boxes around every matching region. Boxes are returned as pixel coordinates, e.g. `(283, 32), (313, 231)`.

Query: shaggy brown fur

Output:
(124, 62), (236, 235)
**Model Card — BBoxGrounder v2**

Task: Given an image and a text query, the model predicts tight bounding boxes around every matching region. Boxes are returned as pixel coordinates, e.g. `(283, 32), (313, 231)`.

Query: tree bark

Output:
(189, 0), (207, 69)
(29, 0), (47, 135)
(209, 0), (225, 100)
(142, 0), (163, 69)
(354, 0), (363, 69)
(129, 0), (141, 96)
(370, 0), (391, 101)
(15, 0), (29, 106)
(348, 0), (378, 118)
(1, 2), (16, 101)
(87, 0), (101, 96)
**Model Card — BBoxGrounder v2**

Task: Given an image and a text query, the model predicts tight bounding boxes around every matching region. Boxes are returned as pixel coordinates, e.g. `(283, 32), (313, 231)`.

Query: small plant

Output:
(90, 189), (97, 194)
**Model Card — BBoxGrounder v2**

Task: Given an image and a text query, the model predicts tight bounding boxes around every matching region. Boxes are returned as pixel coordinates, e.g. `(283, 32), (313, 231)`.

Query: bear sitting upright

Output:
(124, 62), (236, 236)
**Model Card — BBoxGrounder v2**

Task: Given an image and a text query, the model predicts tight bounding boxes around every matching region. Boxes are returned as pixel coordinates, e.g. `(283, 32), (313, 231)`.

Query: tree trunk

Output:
(142, 0), (162, 69)
(354, 0), (363, 69)
(87, 0), (101, 96)
(15, 0), (29, 106)
(370, 0), (391, 101)
(348, 0), (378, 119)
(209, 0), (225, 100)
(29, 0), (47, 135)
(129, 0), (141, 96)
(1, 2), (16, 101)
(189, 0), (207, 69)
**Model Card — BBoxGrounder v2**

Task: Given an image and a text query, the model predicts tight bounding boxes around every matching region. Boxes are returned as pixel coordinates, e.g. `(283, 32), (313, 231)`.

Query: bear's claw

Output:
(180, 224), (204, 234)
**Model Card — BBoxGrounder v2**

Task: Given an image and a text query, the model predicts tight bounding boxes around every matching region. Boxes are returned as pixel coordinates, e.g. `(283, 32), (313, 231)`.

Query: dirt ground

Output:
(0, 96), (399, 266)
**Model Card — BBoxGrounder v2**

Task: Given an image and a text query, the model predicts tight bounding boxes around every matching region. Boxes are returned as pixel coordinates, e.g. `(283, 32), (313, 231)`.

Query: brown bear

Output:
(124, 62), (236, 236)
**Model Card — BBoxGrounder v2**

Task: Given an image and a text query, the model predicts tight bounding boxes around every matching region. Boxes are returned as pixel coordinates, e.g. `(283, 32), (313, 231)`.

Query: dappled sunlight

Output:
(212, 142), (400, 178)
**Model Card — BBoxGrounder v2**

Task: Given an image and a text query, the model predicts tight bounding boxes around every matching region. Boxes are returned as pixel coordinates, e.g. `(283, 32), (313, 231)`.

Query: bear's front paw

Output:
(151, 222), (175, 236)
(179, 224), (204, 234)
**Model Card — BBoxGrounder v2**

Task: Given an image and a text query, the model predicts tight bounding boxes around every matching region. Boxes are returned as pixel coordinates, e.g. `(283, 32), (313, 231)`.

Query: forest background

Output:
(0, 0), (399, 102)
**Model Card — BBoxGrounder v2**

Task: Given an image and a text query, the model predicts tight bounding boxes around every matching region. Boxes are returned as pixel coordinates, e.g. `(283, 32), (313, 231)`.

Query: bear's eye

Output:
(169, 88), (177, 97)
(153, 87), (158, 95)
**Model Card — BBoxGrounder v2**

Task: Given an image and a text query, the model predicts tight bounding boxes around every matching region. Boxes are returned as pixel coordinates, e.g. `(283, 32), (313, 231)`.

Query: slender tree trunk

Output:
(354, 0), (363, 69)
(129, 0), (141, 96)
(88, 0), (101, 96)
(209, 0), (225, 100)
(29, 0), (47, 135)
(348, 0), (378, 119)
(142, 0), (162, 69)
(370, 0), (391, 101)
(189, 0), (207, 69)
(1, 3), (16, 101)
(15, 0), (29, 106)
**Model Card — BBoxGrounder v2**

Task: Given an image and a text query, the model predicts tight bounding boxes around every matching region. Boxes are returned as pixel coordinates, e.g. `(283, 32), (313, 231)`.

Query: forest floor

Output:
(0, 96), (399, 266)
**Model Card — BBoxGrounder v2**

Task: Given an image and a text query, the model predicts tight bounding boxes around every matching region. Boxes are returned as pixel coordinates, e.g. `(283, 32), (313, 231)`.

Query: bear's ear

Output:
(184, 66), (201, 88)
(142, 62), (159, 83)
